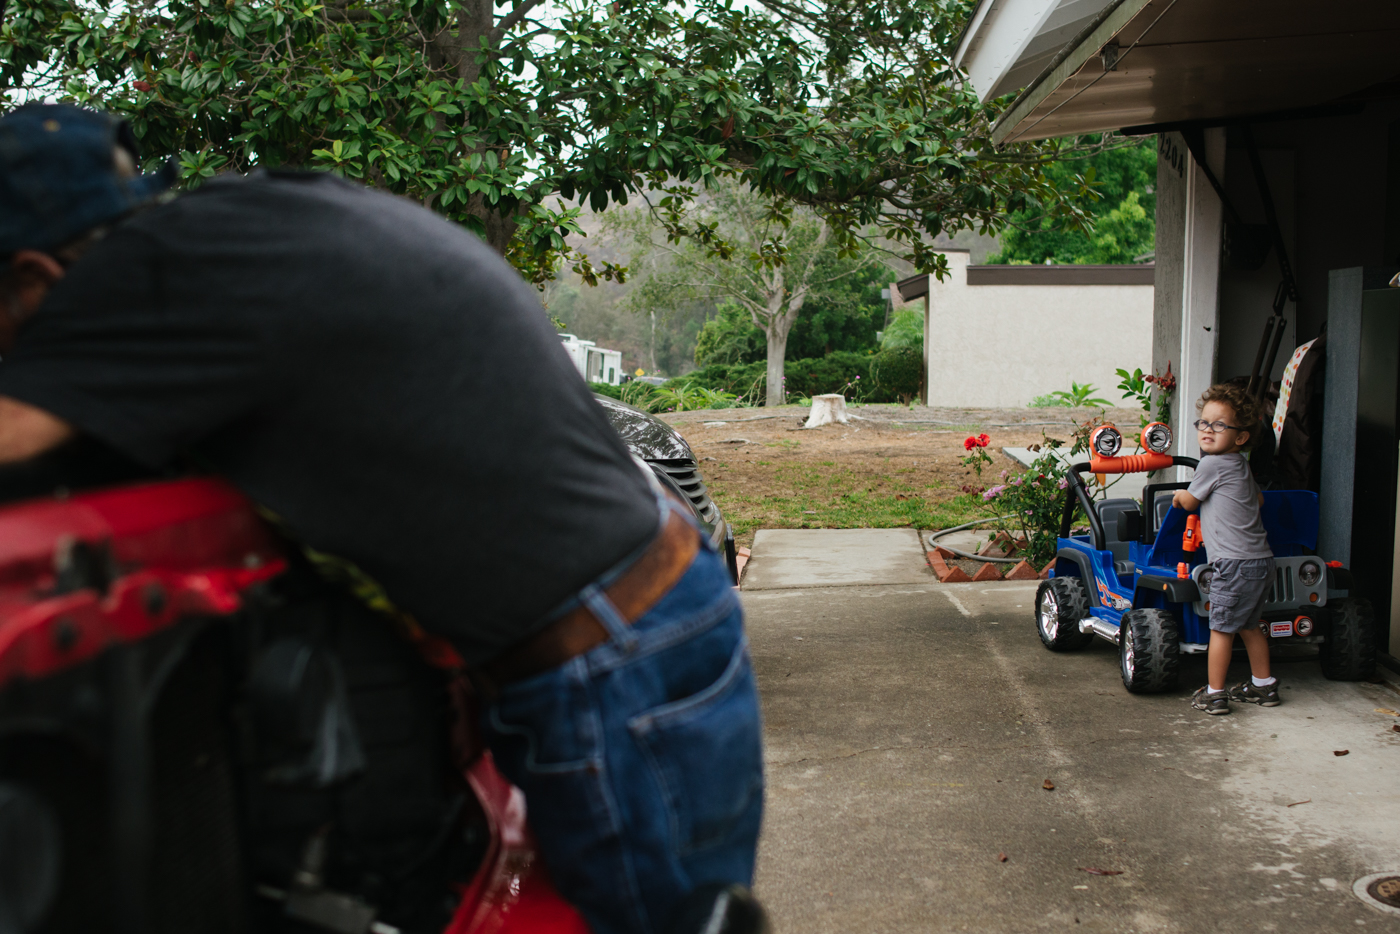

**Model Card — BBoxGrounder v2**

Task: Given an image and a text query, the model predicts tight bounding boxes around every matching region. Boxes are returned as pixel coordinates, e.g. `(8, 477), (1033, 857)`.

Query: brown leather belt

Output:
(472, 510), (700, 698)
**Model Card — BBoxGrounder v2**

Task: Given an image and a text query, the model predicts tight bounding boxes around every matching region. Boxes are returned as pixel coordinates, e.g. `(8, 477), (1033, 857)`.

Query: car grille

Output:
(651, 459), (721, 526)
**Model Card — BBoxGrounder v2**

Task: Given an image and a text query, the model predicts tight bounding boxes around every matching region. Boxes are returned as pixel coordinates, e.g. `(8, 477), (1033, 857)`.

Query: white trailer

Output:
(559, 333), (623, 386)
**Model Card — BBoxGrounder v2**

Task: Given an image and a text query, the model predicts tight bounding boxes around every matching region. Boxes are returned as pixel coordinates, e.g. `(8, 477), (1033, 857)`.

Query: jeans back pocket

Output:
(628, 640), (764, 856)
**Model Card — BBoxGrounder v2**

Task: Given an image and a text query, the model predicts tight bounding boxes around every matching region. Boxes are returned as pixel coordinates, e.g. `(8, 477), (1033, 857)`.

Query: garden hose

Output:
(925, 514), (1024, 564)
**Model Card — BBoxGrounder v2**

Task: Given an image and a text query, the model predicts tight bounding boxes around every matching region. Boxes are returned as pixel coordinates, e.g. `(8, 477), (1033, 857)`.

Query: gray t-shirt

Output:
(1186, 453), (1273, 560)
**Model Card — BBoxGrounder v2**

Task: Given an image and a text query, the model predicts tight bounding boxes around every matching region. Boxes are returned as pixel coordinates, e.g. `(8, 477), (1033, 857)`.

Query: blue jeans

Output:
(484, 524), (764, 934)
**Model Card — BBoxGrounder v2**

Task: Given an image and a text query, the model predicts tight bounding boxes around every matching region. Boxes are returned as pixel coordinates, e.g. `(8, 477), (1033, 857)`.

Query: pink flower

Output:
(982, 485), (1006, 501)
(1057, 478), (1069, 489)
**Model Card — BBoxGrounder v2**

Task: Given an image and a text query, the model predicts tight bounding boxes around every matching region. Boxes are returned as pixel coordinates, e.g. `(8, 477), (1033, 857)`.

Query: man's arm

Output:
(0, 396), (74, 463)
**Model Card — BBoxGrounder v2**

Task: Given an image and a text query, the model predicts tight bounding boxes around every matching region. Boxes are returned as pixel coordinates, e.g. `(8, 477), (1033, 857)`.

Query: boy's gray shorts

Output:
(1207, 557), (1275, 634)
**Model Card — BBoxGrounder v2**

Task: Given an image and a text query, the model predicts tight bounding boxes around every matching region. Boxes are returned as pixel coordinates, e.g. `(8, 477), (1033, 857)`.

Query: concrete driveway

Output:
(742, 534), (1400, 933)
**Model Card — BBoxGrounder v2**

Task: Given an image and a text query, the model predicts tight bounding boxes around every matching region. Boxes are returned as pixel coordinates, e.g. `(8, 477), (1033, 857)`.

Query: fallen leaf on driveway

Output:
(1286, 799), (1311, 808)
(1393, 725), (1400, 734)
(997, 852), (1008, 863)
(1078, 867), (1123, 876)
(1043, 779), (1055, 791)
(1376, 708), (1399, 717)
(1333, 750), (1350, 756)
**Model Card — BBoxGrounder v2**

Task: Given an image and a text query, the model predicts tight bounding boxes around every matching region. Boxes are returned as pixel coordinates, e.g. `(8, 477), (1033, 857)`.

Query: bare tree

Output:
(613, 180), (875, 406)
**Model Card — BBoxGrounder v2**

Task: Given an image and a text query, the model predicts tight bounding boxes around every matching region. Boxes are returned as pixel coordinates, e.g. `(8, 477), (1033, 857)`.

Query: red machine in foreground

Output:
(0, 476), (590, 934)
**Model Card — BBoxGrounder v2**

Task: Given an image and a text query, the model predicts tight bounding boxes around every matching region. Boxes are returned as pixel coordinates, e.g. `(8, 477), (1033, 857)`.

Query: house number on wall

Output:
(1158, 134), (1186, 179)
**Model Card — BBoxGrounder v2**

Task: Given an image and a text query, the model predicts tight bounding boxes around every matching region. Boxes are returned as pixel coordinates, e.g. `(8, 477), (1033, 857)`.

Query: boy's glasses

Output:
(1193, 419), (1245, 433)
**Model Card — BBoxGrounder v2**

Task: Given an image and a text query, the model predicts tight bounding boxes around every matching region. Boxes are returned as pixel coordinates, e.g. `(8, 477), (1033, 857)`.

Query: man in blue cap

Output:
(0, 105), (173, 457)
(0, 104), (764, 934)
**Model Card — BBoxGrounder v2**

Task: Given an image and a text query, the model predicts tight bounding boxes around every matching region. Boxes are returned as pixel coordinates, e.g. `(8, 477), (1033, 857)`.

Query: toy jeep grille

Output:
(1268, 564), (1295, 605)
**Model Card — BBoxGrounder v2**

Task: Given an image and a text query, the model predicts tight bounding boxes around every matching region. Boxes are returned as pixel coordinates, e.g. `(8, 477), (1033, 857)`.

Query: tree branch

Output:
(491, 0), (546, 45)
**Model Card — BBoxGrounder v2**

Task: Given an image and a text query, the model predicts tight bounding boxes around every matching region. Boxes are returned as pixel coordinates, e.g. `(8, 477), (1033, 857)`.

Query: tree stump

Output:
(803, 393), (850, 429)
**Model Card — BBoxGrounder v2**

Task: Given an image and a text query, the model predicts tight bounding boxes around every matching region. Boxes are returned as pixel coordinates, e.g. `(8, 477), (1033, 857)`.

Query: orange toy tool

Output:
(1182, 514), (1201, 553)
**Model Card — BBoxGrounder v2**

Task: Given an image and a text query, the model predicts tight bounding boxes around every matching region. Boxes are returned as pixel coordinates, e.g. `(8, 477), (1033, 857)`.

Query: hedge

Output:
(665, 349), (919, 404)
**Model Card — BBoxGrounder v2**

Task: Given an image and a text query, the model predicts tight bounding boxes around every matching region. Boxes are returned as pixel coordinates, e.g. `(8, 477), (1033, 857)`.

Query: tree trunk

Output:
(803, 394), (849, 428)
(467, 191), (519, 255)
(764, 326), (789, 407)
(429, 0), (518, 256)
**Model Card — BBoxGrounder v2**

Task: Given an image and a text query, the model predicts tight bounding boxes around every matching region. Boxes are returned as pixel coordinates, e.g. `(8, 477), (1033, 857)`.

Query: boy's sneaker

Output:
(1191, 687), (1230, 715)
(1229, 679), (1281, 706)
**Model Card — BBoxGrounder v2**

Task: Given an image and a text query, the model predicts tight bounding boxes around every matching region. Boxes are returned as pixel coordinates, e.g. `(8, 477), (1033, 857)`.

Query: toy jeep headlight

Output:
(1298, 560), (1322, 587)
(1141, 421), (1172, 454)
(1197, 566), (1214, 594)
(1090, 424), (1122, 458)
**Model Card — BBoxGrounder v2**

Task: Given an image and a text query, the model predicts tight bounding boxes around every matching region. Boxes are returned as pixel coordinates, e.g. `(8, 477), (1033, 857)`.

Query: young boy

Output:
(1171, 384), (1279, 715)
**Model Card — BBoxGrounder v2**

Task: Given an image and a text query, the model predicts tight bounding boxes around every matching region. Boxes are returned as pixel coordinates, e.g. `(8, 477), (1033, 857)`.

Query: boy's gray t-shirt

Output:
(1186, 453), (1273, 559)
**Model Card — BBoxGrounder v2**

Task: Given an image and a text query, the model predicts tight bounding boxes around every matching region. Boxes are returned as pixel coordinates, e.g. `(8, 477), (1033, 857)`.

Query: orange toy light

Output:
(1088, 451), (1174, 474)
(1182, 514), (1201, 553)
(1141, 421), (1173, 454)
(1089, 424), (1123, 459)
(1177, 561), (1189, 580)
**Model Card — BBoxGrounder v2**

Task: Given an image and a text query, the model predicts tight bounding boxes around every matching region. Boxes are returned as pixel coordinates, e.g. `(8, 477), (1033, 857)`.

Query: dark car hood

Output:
(594, 395), (694, 461)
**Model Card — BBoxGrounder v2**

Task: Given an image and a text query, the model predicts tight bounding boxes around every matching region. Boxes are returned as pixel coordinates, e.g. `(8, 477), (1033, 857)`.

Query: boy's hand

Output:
(1172, 489), (1201, 512)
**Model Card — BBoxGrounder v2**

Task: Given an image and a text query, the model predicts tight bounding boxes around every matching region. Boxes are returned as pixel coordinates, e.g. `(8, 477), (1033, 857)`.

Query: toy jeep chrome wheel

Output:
(1119, 608), (1180, 693)
(1036, 578), (1093, 651)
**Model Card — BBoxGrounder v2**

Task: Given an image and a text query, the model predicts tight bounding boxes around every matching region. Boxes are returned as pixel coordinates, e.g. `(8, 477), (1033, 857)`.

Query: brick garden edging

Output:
(925, 545), (1053, 583)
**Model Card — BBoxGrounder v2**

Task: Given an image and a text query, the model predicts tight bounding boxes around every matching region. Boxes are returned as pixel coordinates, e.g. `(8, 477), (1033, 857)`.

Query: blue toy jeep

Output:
(1035, 425), (1375, 692)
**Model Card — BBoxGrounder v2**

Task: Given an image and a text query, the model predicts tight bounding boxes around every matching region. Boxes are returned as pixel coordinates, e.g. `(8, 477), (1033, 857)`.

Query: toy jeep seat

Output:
(1096, 498), (1142, 577)
(1152, 491), (1174, 531)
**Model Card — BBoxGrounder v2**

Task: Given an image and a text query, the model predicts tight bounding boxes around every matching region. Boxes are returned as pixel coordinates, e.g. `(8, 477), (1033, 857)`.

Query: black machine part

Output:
(248, 637), (367, 788)
(242, 580), (487, 934)
(0, 782), (63, 934)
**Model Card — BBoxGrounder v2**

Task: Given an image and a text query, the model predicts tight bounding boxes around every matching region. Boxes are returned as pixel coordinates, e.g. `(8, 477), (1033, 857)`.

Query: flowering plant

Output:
(973, 435), (1084, 567)
(960, 434), (993, 476)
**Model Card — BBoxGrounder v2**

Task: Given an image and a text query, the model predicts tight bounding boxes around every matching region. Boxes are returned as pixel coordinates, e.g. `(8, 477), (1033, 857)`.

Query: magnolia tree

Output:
(1, 0), (1102, 288)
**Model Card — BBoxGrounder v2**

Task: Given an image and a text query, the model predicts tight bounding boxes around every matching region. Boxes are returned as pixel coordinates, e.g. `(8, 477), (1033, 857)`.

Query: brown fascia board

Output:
(967, 264), (1155, 285)
(894, 272), (931, 302)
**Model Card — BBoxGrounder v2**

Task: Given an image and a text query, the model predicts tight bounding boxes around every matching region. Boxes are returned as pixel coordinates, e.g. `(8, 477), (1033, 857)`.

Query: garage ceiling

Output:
(991, 0), (1400, 144)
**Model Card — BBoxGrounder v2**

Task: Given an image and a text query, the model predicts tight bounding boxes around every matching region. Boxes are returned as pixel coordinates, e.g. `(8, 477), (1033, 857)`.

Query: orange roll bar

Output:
(1087, 451), (1174, 474)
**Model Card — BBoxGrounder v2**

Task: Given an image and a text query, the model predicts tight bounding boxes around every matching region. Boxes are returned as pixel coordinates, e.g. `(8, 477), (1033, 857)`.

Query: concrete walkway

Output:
(745, 579), (1400, 933)
(741, 529), (933, 591)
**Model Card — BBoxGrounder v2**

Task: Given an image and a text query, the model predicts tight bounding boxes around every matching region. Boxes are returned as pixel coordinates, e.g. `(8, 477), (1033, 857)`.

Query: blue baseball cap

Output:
(0, 104), (175, 262)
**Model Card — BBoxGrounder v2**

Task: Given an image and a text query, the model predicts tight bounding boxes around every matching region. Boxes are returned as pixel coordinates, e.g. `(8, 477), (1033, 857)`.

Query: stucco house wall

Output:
(912, 251), (1154, 408)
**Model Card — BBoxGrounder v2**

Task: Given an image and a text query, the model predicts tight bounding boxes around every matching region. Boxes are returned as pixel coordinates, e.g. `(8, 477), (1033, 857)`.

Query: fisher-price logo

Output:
(1097, 581), (1131, 611)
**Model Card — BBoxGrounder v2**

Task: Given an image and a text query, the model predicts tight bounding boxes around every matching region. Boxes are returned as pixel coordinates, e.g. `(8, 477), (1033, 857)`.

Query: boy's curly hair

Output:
(1197, 383), (1263, 437)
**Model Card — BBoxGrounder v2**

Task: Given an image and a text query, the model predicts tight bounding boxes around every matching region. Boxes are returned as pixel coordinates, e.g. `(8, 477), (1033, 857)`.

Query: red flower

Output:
(964, 437), (977, 451)
(977, 433), (990, 447)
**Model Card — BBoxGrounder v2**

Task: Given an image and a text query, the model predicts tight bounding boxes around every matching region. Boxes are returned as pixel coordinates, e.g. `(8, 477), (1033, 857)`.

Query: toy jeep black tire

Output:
(1320, 597), (1376, 682)
(1119, 608), (1180, 693)
(1036, 578), (1093, 651)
